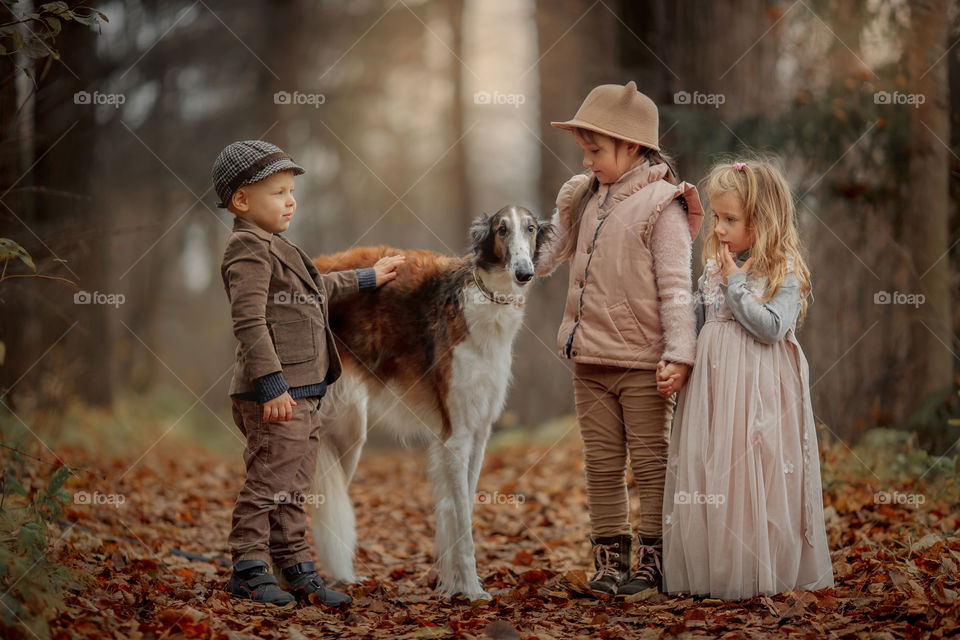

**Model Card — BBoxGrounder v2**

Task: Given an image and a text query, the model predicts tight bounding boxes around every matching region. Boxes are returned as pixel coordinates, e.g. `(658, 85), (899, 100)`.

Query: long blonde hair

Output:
(701, 156), (813, 323)
(557, 127), (677, 262)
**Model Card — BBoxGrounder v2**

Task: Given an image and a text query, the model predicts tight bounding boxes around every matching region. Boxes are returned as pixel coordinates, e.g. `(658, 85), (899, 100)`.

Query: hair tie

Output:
(734, 162), (746, 171)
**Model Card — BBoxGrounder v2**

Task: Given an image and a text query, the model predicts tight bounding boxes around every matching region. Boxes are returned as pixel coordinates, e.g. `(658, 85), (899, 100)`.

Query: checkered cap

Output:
(211, 140), (305, 208)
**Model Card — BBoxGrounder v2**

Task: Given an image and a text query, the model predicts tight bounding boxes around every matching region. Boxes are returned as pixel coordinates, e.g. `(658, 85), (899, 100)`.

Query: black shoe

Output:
(587, 534), (632, 595)
(228, 560), (295, 605)
(618, 535), (663, 597)
(281, 561), (351, 606)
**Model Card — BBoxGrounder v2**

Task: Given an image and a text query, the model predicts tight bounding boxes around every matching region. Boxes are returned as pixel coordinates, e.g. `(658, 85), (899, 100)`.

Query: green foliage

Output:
(0, 453), (74, 640)
(906, 383), (960, 456)
(0, 405), (77, 639)
(0, 237), (76, 366)
(849, 427), (956, 482)
(0, 1), (108, 84)
(0, 238), (35, 273)
(663, 68), (911, 209)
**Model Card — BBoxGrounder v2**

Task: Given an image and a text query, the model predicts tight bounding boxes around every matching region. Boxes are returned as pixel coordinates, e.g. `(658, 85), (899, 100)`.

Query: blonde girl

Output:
(661, 157), (834, 599)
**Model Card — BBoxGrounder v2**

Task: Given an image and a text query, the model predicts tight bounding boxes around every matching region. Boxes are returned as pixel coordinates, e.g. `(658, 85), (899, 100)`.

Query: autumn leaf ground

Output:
(2, 392), (959, 639)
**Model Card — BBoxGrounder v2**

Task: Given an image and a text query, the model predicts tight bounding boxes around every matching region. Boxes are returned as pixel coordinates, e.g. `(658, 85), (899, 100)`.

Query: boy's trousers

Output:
(228, 396), (323, 569)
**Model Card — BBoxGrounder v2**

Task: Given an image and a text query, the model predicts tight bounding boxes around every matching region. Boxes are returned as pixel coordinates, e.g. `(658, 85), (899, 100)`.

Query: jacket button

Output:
(572, 350), (578, 356)
(578, 280), (584, 288)
(597, 213), (605, 220)
(586, 246), (592, 254)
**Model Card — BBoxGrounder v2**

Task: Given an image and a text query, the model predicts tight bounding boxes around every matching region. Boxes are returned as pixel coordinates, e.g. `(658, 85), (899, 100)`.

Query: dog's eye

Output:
(497, 226), (508, 236)
(527, 225), (536, 233)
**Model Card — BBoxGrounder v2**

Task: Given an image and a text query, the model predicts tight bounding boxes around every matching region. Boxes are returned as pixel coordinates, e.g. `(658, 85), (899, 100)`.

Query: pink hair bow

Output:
(734, 162), (746, 171)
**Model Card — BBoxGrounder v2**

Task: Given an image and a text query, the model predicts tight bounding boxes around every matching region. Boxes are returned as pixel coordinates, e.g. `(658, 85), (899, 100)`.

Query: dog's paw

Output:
(437, 581), (492, 603)
(461, 590), (493, 602)
(441, 588), (493, 603)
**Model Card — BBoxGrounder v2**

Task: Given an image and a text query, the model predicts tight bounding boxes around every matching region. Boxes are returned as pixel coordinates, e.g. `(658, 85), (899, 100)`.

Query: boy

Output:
(213, 140), (404, 606)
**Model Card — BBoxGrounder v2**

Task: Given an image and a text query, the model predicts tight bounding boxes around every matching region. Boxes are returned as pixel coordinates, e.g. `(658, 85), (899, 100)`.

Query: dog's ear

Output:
(469, 213), (493, 255)
(533, 217), (556, 267)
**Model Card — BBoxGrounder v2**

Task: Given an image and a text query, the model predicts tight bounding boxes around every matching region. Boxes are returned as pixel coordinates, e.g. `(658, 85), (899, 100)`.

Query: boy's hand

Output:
(373, 255), (406, 287)
(263, 391), (297, 422)
(657, 360), (691, 398)
(719, 243), (754, 285)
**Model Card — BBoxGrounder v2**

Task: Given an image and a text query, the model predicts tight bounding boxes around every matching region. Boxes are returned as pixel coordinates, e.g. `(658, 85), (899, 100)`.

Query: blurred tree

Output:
(906, 0), (953, 412)
(532, 0), (617, 421)
(1, 1), (110, 414)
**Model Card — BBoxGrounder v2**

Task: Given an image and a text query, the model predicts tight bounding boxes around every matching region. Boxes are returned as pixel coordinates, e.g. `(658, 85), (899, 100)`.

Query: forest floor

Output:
(2, 404), (959, 640)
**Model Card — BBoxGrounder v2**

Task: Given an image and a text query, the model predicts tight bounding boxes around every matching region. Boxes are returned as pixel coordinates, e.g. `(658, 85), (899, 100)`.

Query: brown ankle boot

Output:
(618, 535), (663, 597)
(587, 534), (631, 595)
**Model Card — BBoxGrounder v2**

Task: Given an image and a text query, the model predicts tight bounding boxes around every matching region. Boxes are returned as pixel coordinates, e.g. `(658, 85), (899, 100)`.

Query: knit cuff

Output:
(660, 350), (696, 368)
(288, 381), (327, 400)
(254, 371), (289, 402)
(356, 267), (377, 292)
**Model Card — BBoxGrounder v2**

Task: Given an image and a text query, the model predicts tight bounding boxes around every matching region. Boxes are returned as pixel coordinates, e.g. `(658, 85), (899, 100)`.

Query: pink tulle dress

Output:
(662, 254), (834, 599)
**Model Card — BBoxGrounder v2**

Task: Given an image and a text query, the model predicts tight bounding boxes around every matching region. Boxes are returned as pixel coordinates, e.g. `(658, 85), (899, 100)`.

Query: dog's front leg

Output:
(467, 422), (491, 502)
(427, 435), (490, 601)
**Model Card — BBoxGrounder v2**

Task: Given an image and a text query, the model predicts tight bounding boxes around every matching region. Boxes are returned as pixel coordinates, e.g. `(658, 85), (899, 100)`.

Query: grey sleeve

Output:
(694, 271), (707, 337)
(720, 272), (802, 344)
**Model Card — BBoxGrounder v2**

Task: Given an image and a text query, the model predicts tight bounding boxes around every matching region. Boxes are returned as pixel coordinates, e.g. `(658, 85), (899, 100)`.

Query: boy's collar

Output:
(233, 215), (278, 240)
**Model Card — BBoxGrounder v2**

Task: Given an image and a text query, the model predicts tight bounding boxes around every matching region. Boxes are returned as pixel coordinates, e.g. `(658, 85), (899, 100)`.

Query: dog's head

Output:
(470, 205), (555, 285)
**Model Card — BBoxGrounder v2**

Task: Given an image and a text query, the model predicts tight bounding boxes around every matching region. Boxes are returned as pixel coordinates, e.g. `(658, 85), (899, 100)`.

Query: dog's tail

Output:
(310, 435), (357, 583)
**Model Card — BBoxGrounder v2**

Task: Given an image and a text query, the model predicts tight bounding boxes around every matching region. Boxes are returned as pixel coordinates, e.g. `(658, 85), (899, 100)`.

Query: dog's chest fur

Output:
(448, 278), (525, 428)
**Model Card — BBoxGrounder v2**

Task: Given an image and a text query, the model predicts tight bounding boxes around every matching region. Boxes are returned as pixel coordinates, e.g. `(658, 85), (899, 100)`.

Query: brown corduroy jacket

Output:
(221, 216), (364, 396)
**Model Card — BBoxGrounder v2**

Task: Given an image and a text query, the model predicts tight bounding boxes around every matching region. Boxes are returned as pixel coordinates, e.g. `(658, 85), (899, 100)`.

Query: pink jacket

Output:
(537, 162), (704, 369)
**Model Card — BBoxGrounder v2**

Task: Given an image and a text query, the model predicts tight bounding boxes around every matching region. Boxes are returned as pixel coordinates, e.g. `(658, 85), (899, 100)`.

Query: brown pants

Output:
(228, 396), (322, 569)
(573, 364), (675, 539)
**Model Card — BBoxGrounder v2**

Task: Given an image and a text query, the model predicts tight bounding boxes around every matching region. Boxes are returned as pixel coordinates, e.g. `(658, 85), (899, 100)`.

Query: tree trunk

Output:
(449, 0), (471, 233)
(906, 0), (954, 403)
(0, 13), (109, 410)
(529, 0), (617, 422)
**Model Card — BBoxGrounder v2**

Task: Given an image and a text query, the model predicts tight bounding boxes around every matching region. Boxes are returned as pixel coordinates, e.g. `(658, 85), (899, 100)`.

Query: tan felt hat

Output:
(551, 81), (660, 151)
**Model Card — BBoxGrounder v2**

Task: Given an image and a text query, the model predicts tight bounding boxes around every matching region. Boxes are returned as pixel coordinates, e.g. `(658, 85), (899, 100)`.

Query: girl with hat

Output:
(536, 82), (704, 597)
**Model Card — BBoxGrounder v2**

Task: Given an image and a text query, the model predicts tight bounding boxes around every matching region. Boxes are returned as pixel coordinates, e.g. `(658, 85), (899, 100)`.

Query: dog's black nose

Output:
(516, 270), (534, 283)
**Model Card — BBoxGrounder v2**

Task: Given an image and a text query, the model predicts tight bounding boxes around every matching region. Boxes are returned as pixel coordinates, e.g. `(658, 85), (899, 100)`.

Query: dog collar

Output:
(472, 270), (524, 308)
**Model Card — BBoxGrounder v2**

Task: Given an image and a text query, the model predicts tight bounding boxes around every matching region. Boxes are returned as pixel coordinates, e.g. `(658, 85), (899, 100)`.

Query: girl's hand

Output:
(373, 255), (407, 287)
(719, 243), (754, 284)
(263, 391), (297, 422)
(657, 360), (691, 397)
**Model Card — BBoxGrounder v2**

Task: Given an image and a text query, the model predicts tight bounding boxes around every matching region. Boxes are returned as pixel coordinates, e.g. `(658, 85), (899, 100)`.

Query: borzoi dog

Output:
(307, 205), (552, 601)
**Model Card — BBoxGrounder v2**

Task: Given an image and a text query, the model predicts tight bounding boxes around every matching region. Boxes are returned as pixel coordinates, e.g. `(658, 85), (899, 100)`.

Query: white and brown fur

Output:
(308, 205), (554, 601)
